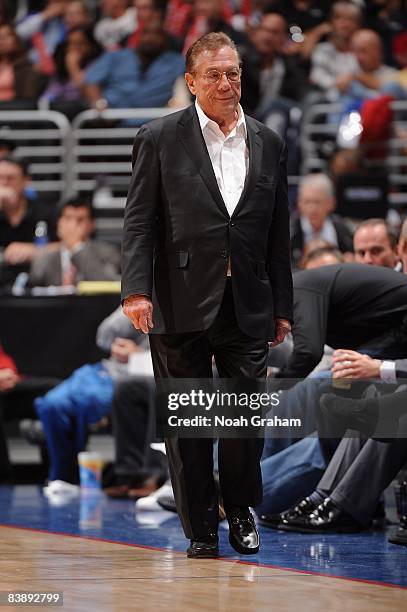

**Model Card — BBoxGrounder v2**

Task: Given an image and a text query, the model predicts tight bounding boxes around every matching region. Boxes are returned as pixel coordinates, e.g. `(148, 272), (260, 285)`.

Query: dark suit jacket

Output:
(290, 213), (354, 269)
(121, 105), (293, 340)
(278, 263), (407, 378)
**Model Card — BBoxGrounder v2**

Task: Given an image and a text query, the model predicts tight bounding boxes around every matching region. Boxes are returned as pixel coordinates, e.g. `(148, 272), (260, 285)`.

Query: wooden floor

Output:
(0, 527), (405, 612)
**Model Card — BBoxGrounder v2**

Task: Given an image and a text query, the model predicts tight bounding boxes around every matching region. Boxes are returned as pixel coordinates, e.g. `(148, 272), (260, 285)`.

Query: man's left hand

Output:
(269, 318), (291, 348)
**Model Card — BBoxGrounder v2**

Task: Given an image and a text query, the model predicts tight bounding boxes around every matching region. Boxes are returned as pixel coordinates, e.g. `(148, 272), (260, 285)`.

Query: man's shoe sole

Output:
(277, 522), (364, 534)
(187, 547), (219, 559)
(228, 532), (259, 555)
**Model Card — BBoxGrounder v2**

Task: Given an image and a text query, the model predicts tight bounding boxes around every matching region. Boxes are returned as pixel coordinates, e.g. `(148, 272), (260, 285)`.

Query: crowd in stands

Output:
(0, 0), (407, 549)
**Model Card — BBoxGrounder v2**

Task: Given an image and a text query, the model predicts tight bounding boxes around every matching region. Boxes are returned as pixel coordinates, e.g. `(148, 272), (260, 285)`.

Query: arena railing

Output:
(0, 110), (71, 202)
(300, 100), (407, 208)
(69, 108), (184, 242)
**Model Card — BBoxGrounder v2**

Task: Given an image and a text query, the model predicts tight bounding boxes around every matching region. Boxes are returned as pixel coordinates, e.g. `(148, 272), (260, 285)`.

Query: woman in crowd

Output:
(0, 22), (45, 108)
(39, 25), (103, 118)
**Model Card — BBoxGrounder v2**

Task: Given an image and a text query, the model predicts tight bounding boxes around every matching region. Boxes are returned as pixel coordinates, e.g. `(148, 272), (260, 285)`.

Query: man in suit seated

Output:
(353, 218), (400, 269)
(28, 197), (120, 287)
(290, 173), (353, 270)
(262, 356), (407, 543)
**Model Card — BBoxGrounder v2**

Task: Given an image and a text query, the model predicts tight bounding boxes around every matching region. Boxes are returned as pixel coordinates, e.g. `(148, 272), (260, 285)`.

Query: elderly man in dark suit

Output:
(121, 32), (293, 558)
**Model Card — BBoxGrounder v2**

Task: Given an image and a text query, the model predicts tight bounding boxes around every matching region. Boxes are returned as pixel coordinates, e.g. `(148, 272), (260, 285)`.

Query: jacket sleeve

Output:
(121, 125), (160, 302)
(277, 288), (327, 379)
(395, 359), (407, 379)
(266, 140), (294, 323)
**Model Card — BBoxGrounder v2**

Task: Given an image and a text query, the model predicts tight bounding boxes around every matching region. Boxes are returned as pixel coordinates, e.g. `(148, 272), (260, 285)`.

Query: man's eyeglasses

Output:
(201, 67), (242, 84)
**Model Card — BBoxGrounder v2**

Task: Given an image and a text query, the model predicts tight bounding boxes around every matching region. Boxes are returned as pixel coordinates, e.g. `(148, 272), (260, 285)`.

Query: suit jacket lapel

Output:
(231, 115), (262, 219)
(177, 107), (263, 219)
(177, 106), (229, 218)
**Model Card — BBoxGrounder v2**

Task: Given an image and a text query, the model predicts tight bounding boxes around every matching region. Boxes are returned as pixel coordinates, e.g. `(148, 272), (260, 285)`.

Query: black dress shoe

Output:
(319, 393), (379, 437)
(227, 508), (259, 555)
(278, 498), (365, 534)
(187, 536), (219, 559)
(259, 495), (323, 530)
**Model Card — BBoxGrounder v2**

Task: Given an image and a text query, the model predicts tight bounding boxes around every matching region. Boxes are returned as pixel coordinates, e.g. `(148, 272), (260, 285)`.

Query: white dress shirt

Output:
(195, 101), (248, 276)
(195, 101), (248, 218)
(300, 216), (339, 247)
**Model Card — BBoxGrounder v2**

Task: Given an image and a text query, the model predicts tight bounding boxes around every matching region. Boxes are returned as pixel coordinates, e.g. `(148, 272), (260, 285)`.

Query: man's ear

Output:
(397, 238), (407, 256)
(327, 196), (336, 214)
(185, 72), (196, 96)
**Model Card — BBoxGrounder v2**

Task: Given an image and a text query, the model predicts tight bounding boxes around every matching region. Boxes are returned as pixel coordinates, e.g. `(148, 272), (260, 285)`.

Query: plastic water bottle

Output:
(34, 221), (48, 246)
(12, 272), (28, 295)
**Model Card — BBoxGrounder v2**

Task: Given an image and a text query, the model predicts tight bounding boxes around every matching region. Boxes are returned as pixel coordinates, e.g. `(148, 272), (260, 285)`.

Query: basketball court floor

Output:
(0, 486), (406, 611)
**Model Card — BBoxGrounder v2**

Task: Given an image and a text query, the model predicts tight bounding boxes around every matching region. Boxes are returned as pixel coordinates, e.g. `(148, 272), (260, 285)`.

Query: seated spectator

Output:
(0, 23), (45, 108)
(337, 29), (406, 105)
(0, 157), (57, 289)
(266, 0), (330, 34)
(126, 0), (182, 52)
(28, 197), (120, 287)
(105, 376), (168, 498)
(267, 381), (407, 535)
(365, 0), (406, 66)
(182, 0), (250, 56)
(63, 0), (92, 31)
(16, 0), (68, 75)
(94, 0), (137, 50)
(0, 343), (19, 481)
(290, 173), (353, 269)
(301, 244), (344, 270)
(353, 218), (400, 269)
(0, 342), (58, 482)
(397, 218), (407, 273)
(39, 26), (103, 118)
(34, 307), (164, 489)
(265, 0), (331, 61)
(309, 1), (361, 101)
(241, 12), (308, 131)
(276, 263), (407, 380)
(84, 18), (189, 110)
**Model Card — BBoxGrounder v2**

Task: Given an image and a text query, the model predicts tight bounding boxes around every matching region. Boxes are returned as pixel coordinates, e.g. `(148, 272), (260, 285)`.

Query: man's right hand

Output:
(123, 295), (154, 334)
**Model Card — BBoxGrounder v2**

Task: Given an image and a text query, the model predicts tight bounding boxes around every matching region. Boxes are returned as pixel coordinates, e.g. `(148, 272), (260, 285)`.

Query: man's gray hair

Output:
(185, 32), (240, 74)
(299, 173), (335, 199)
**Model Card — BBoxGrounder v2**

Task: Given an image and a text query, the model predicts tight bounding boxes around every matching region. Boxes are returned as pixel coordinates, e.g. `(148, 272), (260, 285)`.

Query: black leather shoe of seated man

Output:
(278, 498), (365, 534)
(227, 507), (259, 555)
(187, 534), (219, 559)
(259, 494), (323, 529)
(388, 525), (407, 546)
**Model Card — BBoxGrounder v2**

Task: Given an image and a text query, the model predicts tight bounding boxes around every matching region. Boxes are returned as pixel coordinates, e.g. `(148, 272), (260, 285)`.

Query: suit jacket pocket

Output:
(167, 251), (189, 269)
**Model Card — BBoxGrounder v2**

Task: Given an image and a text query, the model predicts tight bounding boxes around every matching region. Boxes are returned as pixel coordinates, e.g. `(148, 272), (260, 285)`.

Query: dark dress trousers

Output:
(121, 105), (293, 540)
